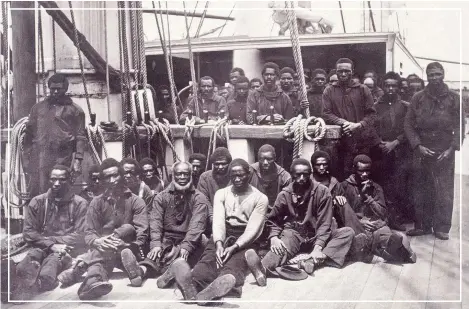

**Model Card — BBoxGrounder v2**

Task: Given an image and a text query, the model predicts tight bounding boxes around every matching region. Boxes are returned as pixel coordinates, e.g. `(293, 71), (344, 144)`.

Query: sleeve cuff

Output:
(313, 240), (326, 249)
(150, 240), (162, 250)
(180, 242), (194, 254)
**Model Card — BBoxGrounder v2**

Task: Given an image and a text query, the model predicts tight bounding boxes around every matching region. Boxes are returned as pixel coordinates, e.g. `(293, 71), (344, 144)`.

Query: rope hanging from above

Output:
(283, 115), (326, 159)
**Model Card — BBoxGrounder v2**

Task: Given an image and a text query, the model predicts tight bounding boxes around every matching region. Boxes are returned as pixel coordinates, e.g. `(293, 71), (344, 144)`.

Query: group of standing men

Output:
(9, 55), (463, 303)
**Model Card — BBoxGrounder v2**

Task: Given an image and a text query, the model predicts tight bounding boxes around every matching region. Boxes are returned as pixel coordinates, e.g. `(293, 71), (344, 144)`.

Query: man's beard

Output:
(173, 180), (193, 191)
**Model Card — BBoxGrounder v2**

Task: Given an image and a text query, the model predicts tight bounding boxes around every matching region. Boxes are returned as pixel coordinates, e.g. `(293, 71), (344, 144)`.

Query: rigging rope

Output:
(117, 2), (128, 159)
(129, 1), (143, 125)
(52, 20), (57, 73)
(182, 1), (200, 117)
(187, 0), (199, 37)
(8, 117), (30, 207)
(103, 2), (111, 122)
(218, 4), (235, 37)
(37, 9), (47, 97)
(136, 1), (151, 121)
(194, 1), (210, 38)
(205, 117), (229, 171)
(1, 1), (9, 126)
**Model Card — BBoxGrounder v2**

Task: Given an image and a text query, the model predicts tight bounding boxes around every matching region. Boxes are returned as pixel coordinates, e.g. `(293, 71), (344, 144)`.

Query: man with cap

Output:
(404, 62), (464, 240)
(372, 72), (412, 231)
(250, 144), (291, 210)
(79, 164), (103, 203)
(140, 157), (166, 195)
(197, 147), (233, 230)
(338, 155), (416, 263)
(226, 76), (250, 124)
(247, 62), (294, 125)
(123, 161), (208, 288)
(13, 165), (88, 299)
(307, 68), (327, 117)
(59, 158), (149, 300)
(24, 73), (87, 197)
(179, 76), (226, 124)
(245, 159), (355, 286)
(188, 153), (207, 188)
(322, 58), (378, 180)
(121, 158), (154, 206)
(171, 159), (268, 303)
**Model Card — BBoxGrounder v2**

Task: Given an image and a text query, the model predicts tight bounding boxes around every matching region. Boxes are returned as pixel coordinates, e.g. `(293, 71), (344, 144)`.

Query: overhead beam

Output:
(142, 9), (234, 21)
(414, 56), (469, 66)
(38, 1), (122, 92)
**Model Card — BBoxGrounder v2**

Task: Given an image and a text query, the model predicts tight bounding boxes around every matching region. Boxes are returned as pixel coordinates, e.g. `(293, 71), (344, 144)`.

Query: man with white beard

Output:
(126, 161), (209, 288)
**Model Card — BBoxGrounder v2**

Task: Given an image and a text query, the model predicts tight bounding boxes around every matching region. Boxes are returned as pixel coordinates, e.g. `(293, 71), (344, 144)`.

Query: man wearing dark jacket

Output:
(154, 85), (182, 124)
(338, 155), (416, 263)
(79, 164), (103, 203)
(245, 159), (354, 286)
(363, 70), (385, 103)
(197, 147), (233, 228)
(307, 68), (327, 117)
(279, 67), (300, 116)
(247, 62), (294, 125)
(226, 76), (250, 124)
(14, 165), (88, 299)
(372, 72), (412, 230)
(123, 162), (208, 288)
(24, 74), (87, 197)
(188, 153), (207, 188)
(66, 159), (149, 300)
(250, 144), (291, 209)
(121, 158), (154, 206)
(322, 58), (378, 180)
(404, 62), (464, 240)
(179, 76), (226, 124)
(140, 157), (166, 195)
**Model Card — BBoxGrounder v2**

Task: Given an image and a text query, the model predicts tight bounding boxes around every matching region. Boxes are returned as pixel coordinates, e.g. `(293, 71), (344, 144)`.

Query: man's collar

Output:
(45, 188), (75, 202)
(47, 96), (73, 105)
(424, 83), (449, 98)
(103, 186), (132, 200)
(259, 84), (282, 93)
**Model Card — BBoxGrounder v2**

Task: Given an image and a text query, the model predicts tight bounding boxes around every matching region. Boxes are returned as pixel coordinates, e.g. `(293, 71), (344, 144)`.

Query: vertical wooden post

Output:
(11, 1), (36, 122)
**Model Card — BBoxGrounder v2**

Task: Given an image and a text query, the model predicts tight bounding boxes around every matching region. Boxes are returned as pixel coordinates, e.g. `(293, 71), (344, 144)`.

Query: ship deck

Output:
(4, 147), (469, 309)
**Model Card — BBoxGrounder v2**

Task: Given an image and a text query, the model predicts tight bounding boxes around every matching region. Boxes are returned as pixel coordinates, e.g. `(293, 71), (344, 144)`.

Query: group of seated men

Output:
(11, 144), (417, 304)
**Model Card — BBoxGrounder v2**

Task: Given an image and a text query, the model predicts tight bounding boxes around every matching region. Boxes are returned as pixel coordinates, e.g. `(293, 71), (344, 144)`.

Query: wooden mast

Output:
(11, 1), (36, 122)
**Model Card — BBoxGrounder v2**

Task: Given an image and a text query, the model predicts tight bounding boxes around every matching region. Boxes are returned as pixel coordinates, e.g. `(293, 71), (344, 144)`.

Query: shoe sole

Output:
(172, 259), (197, 301)
(58, 266), (86, 288)
(196, 274), (236, 305)
(121, 249), (143, 287)
(156, 267), (174, 289)
(434, 232), (449, 240)
(245, 249), (267, 287)
(406, 229), (432, 237)
(300, 261), (315, 275)
(78, 282), (113, 300)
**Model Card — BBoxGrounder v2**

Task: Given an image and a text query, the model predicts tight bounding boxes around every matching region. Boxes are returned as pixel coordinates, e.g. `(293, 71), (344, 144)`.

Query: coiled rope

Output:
(8, 117), (30, 207)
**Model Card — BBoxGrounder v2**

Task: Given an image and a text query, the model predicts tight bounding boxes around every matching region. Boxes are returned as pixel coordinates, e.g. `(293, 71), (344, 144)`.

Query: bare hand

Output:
(215, 242), (225, 268)
(272, 114), (284, 123)
(93, 236), (119, 252)
(307, 250), (326, 264)
(361, 219), (378, 232)
(221, 245), (238, 264)
(270, 237), (288, 256)
(342, 122), (361, 135)
(380, 140), (399, 154)
(179, 248), (189, 260)
(147, 247), (162, 261)
(72, 159), (82, 175)
(108, 235), (126, 248)
(437, 147), (454, 162)
(334, 196), (347, 207)
(418, 145), (436, 158)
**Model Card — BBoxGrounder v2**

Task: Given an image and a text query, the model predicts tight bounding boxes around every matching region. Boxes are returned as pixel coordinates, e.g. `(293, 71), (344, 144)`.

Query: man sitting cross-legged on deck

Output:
(336, 155), (416, 263)
(59, 158), (149, 300)
(13, 165), (88, 300)
(171, 159), (268, 304)
(123, 161), (208, 288)
(245, 159), (355, 286)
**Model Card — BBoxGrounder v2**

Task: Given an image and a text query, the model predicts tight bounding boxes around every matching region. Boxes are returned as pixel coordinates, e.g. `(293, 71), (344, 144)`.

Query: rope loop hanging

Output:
(283, 115), (326, 159)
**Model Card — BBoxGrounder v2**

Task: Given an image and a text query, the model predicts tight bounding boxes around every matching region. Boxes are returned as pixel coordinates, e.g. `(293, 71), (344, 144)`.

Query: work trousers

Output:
(261, 227), (354, 271)
(16, 248), (72, 287)
(413, 156), (455, 233)
(79, 224), (141, 290)
(191, 238), (256, 292)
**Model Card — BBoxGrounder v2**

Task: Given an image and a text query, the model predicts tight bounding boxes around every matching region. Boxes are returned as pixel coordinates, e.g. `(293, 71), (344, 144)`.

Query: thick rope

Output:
(8, 117), (30, 206)
(187, 0), (199, 37)
(152, 1), (179, 121)
(52, 19), (57, 73)
(2, 1), (9, 126)
(117, 2), (127, 159)
(136, 1), (151, 121)
(285, 1), (309, 117)
(129, 1), (142, 125)
(194, 1), (210, 38)
(205, 117), (229, 171)
(103, 3), (111, 122)
(182, 1), (200, 117)
(150, 118), (180, 162)
(283, 115), (327, 159)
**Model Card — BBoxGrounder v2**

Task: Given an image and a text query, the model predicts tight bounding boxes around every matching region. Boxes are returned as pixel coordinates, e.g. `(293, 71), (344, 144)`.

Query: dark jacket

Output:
(197, 170), (231, 221)
(286, 91), (300, 116)
(23, 189), (88, 251)
(307, 89), (324, 117)
(371, 86), (385, 103)
(322, 81), (377, 128)
(154, 99), (182, 124)
(24, 96), (87, 170)
(374, 96), (409, 143)
(130, 181), (154, 207)
(226, 96), (248, 124)
(84, 188), (149, 247)
(246, 85), (294, 124)
(404, 84), (464, 153)
(149, 183), (208, 253)
(180, 93), (226, 122)
(339, 175), (387, 222)
(250, 162), (292, 207)
(267, 180), (333, 249)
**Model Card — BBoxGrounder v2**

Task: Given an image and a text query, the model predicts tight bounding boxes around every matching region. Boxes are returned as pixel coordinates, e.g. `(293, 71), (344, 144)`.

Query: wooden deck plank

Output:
(356, 260), (402, 302)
